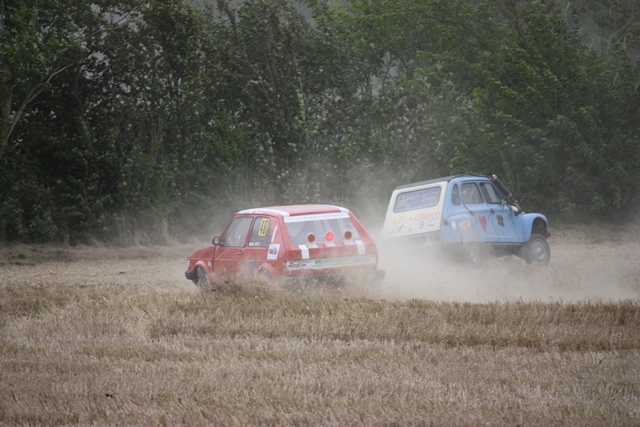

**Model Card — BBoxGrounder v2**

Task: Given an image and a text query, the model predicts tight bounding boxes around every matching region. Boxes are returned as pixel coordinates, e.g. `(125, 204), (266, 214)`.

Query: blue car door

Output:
(478, 181), (520, 242)
(459, 181), (497, 242)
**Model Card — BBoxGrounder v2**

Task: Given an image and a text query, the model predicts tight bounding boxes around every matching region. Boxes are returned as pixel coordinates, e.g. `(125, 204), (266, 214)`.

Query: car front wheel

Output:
(195, 266), (214, 292)
(523, 233), (550, 266)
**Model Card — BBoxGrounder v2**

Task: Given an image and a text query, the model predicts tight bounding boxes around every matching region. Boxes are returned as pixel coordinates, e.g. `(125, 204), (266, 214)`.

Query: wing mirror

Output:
(212, 236), (222, 246)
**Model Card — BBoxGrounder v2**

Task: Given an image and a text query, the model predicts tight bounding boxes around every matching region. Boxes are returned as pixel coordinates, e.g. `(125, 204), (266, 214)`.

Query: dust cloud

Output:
(372, 232), (640, 303)
(2, 218), (638, 304)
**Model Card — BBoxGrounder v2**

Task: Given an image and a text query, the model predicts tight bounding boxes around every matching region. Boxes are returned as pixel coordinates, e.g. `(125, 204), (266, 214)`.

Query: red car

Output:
(185, 204), (384, 290)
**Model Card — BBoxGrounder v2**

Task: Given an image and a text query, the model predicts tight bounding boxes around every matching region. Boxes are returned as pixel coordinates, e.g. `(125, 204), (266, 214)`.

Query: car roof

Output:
(237, 204), (349, 218)
(393, 173), (489, 190)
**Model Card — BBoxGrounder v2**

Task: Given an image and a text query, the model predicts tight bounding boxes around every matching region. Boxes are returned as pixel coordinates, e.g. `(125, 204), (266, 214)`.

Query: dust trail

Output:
(373, 237), (640, 303)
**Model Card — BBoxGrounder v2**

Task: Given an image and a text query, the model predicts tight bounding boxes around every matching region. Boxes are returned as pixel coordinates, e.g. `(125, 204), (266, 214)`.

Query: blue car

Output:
(380, 174), (551, 265)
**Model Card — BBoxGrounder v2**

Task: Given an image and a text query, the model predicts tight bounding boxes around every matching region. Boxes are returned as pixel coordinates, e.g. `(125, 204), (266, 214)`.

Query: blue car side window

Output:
(480, 182), (502, 204)
(461, 183), (483, 204)
(452, 184), (460, 205)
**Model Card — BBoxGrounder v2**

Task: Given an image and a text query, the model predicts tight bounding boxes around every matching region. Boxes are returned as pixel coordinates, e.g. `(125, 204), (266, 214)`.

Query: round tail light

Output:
(307, 233), (316, 243)
(325, 231), (334, 241)
(344, 230), (353, 240)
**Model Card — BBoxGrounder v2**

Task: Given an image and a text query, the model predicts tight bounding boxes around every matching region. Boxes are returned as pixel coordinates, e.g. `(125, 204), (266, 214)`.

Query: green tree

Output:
(208, 0), (366, 204)
(332, 0), (486, 186)
(0, 0), (143, 162)
(457, 1), (640, 216)
(337, 0), (640, 218)
(0, 0), (147, 241)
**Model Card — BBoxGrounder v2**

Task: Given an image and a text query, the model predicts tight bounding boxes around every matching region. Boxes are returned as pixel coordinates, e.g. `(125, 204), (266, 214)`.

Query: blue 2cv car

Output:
(380, 174), (551, 265)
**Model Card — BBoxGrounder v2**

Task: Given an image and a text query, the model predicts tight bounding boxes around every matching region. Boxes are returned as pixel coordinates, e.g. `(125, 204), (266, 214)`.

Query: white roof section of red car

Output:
(237, 204), (349, 218)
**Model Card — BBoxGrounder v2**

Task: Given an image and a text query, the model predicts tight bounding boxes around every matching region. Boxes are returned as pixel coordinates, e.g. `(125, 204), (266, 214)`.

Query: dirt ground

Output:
(1, 223), (639, 303)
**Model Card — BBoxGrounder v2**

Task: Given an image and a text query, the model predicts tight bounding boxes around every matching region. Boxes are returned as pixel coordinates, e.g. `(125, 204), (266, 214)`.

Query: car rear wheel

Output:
(195, 267), (214, 292)
(523, 233), (550, 266)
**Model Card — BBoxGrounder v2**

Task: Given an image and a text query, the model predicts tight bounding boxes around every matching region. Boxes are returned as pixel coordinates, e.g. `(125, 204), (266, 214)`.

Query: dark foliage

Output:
(1, 0), (638, 243)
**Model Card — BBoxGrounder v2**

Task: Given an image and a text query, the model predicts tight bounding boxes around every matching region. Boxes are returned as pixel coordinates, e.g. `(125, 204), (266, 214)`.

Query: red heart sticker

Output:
(479, 216), (488, 232)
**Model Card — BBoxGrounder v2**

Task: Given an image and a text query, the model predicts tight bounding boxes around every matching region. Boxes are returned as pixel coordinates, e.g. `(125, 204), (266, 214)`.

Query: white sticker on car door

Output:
(267, 244), (280, 260)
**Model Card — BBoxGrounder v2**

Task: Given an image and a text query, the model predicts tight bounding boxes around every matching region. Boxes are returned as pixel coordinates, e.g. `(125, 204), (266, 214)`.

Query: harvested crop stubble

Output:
(1, 232), (639, 426)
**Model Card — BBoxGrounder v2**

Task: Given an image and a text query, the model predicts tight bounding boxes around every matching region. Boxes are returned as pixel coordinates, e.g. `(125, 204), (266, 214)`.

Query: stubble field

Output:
(1, 223), (639, 426)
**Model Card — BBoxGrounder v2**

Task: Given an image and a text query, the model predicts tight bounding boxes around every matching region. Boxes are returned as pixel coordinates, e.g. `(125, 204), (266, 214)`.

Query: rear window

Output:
(285, 217), (360, 246)
(394, 187), (441, 213)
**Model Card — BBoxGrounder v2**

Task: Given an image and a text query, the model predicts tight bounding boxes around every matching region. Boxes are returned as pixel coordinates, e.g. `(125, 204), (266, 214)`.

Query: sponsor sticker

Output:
(286, 254), (376, 270)
(267, 244), (280, 260)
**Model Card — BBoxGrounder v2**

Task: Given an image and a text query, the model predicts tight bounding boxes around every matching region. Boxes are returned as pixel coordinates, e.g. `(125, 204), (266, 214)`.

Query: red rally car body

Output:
(185, 204), (384, 288)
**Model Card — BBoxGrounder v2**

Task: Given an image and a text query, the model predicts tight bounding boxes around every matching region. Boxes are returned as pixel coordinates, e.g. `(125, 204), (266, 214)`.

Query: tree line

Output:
(1, 0), (639, 244)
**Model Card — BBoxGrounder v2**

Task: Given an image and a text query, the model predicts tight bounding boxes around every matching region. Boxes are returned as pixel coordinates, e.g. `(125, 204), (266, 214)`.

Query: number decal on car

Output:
(258, 218), (270, 237)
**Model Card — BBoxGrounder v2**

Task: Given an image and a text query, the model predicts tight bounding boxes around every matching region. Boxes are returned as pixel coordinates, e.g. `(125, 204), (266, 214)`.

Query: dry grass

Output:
(1, 237), (639, 426)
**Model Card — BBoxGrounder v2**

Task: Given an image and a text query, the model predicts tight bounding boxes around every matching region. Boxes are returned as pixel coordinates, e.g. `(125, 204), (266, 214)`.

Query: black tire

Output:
(195, 267), (214, 292)
(523, 233), (550, 266)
